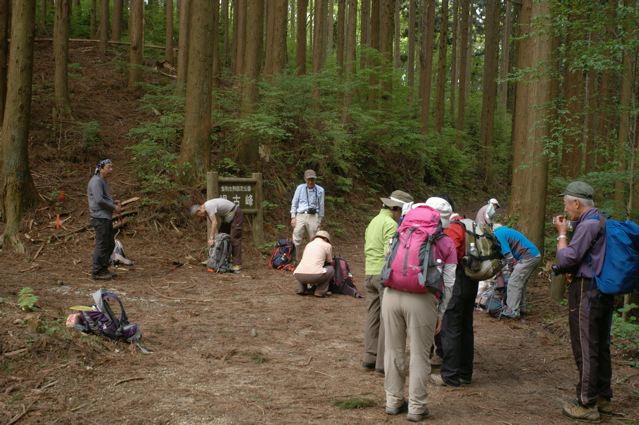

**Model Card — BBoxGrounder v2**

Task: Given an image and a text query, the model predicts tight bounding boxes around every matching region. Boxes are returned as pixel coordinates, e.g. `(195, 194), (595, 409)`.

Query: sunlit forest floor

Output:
(1, 42), (638, 425)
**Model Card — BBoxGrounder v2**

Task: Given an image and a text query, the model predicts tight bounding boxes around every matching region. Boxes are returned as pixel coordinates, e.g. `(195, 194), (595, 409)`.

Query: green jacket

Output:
(364, 208), (398, 275)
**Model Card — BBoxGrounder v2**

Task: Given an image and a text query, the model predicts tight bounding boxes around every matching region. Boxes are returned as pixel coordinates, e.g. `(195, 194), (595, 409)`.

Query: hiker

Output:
(381, 203), (457, 422)
(362, 190), (414, 374)
(290, 169), (325, 257)
(492, 224), (541, 319)
(87, 159), (121, 280)
(193, 198), (243, 272)
(475, 198), (500, 226)
(554, 181), (613, 421)
(430, 200), (480, 387)
(293, 230), (333, 297)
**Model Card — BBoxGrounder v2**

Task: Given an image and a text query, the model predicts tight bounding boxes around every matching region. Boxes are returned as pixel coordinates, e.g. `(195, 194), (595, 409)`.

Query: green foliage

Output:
(79, 120), (101, 152)
(333, 396), (376, 410)
(612, 304), (639, 368)
(17, 287), (38, 312)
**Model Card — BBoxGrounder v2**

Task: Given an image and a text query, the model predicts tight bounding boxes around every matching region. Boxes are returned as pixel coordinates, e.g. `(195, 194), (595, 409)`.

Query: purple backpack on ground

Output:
(329, 257), (363, 298)
(76, 289), (142, 344)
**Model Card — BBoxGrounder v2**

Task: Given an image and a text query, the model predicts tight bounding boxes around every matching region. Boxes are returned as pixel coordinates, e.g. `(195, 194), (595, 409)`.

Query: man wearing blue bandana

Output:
(87, 159), (121, 280)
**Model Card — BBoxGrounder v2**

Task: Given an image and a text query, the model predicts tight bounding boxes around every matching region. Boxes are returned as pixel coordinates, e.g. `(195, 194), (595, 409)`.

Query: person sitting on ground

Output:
(554, 181), (613, 422)
(492, 224), (541, 319)
(193, 198), (243, 272)
(293, 230), (334, 298)
(475, 198), (500, 226)
(362, 190), (414, 374)
(290, 169), (325, 257)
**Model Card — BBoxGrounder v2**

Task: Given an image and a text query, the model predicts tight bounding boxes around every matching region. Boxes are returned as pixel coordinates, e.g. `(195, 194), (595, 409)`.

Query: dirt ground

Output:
(1, 42), (639, 425)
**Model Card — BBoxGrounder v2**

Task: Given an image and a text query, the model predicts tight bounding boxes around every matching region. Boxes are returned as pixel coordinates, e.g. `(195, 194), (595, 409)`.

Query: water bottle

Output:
(469, 242), (481, 272)
(469, 242), (478, 257)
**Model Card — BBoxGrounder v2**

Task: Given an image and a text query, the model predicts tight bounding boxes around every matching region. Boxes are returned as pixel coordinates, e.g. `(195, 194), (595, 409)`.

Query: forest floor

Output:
(1, 43), (639, 425)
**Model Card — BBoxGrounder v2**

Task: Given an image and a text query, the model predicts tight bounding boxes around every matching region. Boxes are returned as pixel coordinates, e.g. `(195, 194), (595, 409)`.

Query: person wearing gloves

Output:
(362, 190), (414, 374)
(475, 198), (500, 226)
(493, 224), (541, 319)
(293, 230), (334, 298)
(290, 169), (325, 257)
(381, 199), (457, 422)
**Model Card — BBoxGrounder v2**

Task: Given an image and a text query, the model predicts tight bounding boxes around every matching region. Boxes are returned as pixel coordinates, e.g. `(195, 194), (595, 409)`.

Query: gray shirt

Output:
(556, 208), (606, 279)
(204, 198), (236, 223)
(87, 174), (115, 219)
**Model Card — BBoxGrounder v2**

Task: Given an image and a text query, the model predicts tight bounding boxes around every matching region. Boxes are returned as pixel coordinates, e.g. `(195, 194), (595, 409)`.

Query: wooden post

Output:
(206, 171), (219, 238)
(252, 172), (264, 245)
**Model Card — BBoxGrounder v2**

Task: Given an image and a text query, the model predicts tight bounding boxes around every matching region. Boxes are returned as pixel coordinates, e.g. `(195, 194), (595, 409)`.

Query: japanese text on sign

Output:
(219, 184), (256, 209)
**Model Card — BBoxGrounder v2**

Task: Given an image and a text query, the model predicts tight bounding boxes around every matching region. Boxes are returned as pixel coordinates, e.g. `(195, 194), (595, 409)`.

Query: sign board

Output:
(206, 172), (264, 244)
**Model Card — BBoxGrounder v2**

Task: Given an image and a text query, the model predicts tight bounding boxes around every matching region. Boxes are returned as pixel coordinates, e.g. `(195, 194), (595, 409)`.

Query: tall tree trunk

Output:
(336, 0), (345, 74)
(233, 0), (247, 76)
(595, 0), (617, 169)
(176, 0), (190, 94)
(342, 0), (357, 124)
(498, 0), (511, 112)
(296, 0), (308, 75)
(367, 0), (380, 107)
(112, 0), (122, 42)
(90, 0), (97, 38)
(326, 0), (333, 61)
(99, 0), (109, 54)
(0, 0), (38, 252)
(0, 0), (10, 124)
(211, 0), (220, 88)
(128, 0), (144, 89)
(179, 1), (214, 182)
(449, 0), (458, 125)
(238, 0), (265, 168)
(379, 0), (395, 103)
(222, 0), (229, 67)
(264, 0), (288, 77)
(407, 0), (416, 101)
(38, 0), (47, 34)
(312, 0), (327, 100)
(359, 0), (370, 71)
(290, 0), (296, 38)
(479, 0), (499, 183)
(393, 0), (400, 68)
(54, 0), (71, 120)
(510, 0), (551, 250)
(456, 0), (469, 133)
(435, 0), (448, 132)
(419, 0), (435, 132)
(615, 0), (637, 214)
(165, 0), (174, 63)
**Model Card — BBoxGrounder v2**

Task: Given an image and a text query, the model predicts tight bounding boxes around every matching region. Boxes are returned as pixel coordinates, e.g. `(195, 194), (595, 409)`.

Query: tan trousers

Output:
(292, 213), (320, 254)
(294, 266), (334, 296)
(382, 288), (438, 416)
(363, 275), (385, 370)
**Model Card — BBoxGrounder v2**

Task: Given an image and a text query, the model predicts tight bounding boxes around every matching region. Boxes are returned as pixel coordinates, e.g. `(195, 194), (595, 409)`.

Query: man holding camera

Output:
(290, 169), (325, 257)
(554, 181), (613, 422)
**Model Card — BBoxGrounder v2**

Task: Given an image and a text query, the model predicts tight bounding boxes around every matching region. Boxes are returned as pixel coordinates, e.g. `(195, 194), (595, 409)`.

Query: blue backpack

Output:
(269, 239), (296, 271)
(595, 219), (639, 295)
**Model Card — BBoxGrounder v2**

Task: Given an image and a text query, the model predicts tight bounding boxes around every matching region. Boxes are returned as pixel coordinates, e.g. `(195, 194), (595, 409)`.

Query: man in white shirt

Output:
(290, 169), (325, 257)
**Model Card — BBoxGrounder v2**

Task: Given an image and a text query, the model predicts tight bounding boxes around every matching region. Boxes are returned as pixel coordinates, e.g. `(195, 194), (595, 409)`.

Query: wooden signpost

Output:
(206, 171), (264, 244)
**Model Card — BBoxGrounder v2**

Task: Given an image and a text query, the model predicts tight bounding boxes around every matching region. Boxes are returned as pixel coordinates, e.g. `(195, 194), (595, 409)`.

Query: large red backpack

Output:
(381, 205), (445, 294)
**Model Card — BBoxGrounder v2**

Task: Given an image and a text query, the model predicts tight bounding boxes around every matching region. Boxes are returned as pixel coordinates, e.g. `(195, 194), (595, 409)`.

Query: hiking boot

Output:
(385, 401), (408, 415)
(232, 265), (241, 272)
(561, 400), (600, 422)
(430, 353), (443, 368)
(92, 272), (113, 281)
(459, 377), (472, 385)
(430, 373), (459, 387)
(499, 307), (520, 320)
(362, 361), (376, 370)
(597, 398), (612, 415)
(406, 408), (430, 422)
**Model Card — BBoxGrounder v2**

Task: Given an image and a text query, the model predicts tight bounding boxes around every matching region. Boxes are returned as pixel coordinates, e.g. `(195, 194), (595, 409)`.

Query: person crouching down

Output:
(293, 230), (334, 298)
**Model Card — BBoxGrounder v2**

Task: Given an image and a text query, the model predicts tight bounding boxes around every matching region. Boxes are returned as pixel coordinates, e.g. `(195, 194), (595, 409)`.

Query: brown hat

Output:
(304, 169), (317, 180)
(380, 190), (414, 209)
(313, 230), (331, 243)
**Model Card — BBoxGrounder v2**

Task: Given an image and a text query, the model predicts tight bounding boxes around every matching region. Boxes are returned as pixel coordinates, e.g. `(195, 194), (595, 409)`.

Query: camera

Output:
(307, 207), (317, 215)
(551, 264), (576, 276)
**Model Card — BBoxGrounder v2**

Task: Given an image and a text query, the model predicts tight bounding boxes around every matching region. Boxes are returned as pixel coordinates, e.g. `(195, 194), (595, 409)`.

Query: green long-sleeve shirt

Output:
(364, 209), (398, 275)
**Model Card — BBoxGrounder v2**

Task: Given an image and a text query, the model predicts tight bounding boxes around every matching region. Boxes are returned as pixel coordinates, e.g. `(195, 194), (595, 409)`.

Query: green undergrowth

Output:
(612, 304), (639, 368)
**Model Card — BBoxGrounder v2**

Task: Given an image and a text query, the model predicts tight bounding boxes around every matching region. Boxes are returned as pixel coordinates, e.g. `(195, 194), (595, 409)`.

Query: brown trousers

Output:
(294, 266), (334, 296)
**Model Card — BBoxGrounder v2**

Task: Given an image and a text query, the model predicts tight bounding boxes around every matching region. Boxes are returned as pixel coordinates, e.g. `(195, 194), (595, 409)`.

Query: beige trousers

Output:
(292, 213), (320, 254)
(382, 288), (438, 415)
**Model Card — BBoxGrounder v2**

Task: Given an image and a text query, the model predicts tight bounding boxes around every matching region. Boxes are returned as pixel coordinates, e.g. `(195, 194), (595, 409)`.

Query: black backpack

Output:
(207, 233), (233, 273)
(330, 257), (363, 298)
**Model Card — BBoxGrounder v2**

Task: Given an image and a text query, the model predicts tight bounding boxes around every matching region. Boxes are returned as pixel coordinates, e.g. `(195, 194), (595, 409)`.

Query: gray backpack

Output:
(207, 233), (233, 273)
